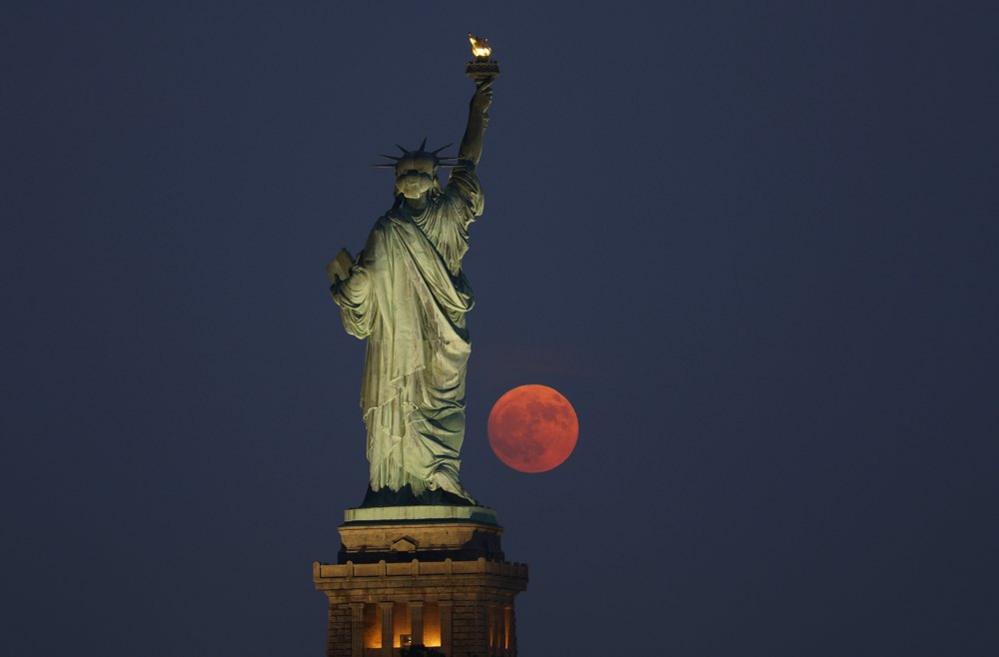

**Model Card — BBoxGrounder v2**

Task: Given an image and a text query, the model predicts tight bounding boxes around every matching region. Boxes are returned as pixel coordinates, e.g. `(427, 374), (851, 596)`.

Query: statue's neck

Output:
(403, 195), (429, 214)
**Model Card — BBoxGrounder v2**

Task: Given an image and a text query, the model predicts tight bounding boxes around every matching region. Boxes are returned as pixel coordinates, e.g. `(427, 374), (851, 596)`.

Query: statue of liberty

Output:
(326, 69), (494, 506)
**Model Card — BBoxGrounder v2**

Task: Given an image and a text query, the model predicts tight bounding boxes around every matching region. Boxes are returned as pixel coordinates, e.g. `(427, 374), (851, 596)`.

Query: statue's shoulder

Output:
(373, 209), (399, 231)
(367, 207), (412, 242)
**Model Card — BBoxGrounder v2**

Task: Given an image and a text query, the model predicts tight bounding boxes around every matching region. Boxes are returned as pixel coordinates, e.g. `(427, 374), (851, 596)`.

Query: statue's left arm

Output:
(328, 245), (376, 340)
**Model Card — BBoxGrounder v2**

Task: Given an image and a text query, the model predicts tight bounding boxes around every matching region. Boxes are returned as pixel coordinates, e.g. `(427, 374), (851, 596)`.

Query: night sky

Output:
(3, 2), (998, 656)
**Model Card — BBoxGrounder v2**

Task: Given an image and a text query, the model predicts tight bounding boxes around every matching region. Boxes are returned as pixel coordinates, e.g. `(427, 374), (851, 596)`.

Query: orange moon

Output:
(487, 384), (579, 473)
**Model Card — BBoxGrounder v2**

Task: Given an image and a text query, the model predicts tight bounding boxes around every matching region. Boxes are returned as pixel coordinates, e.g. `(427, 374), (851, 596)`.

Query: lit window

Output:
(392, 602), (411, 648)
(423, 603), (442, 648)
(363, 604), (381, 649)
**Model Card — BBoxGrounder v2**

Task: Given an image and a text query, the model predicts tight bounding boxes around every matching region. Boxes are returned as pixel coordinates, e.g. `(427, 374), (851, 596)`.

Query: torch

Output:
(465, 33), (500, 82)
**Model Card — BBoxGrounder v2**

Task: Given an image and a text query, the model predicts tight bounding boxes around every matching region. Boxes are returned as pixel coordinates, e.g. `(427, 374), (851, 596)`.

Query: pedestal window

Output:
(363, 604), (381, 649)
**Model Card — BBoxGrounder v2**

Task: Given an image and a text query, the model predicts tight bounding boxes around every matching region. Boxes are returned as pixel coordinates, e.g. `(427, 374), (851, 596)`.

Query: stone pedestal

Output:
(314, 506), (528, 657)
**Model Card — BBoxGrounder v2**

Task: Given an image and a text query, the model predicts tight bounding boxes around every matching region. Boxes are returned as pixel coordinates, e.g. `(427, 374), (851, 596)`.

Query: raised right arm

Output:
(457, 79), (493, 166)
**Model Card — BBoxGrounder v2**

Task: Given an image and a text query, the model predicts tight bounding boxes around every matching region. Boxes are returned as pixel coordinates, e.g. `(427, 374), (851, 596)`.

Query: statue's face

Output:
(395, 156), (437, 199)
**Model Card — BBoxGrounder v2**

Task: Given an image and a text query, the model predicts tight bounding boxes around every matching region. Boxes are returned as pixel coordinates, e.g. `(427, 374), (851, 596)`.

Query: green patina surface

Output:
(343, 505), (498, 525)
(327, 76), (495, 506)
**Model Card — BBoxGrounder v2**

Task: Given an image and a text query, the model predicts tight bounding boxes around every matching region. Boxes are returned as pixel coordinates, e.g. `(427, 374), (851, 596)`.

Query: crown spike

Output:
(378, 154), (401, 161)
(431, 143), (453, 155)
(395, 144), (409, 155)
(419, 137), (428, 151)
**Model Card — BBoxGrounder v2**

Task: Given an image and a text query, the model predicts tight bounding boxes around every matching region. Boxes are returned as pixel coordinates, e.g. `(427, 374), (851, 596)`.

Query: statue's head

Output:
(377, 139), (457, 201)
(395, 153), (438, 199)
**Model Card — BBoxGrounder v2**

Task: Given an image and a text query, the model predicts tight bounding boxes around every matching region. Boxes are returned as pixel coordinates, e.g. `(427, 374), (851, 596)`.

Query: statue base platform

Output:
(344, 504), (498, 525)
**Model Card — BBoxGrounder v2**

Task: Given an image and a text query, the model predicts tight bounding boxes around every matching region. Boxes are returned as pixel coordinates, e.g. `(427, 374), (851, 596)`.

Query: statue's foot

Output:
(430, 471), (477, 505)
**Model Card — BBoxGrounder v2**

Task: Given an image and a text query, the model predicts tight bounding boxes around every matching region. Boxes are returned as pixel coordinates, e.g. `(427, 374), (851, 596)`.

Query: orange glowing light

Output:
(363, 604), (381, 648)
(392, 603), (411, 648)
(423, 603), (442, 647)
(468, 33), (492, 58)
(488, 384), (579, 473)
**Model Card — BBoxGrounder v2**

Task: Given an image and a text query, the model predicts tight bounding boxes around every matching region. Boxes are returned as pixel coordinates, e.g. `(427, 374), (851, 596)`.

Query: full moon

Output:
(487, 384), (579, 473)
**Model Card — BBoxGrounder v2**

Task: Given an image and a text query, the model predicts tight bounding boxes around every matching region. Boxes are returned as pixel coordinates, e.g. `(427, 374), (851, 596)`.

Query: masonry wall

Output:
(327, 603), (353, 657)
(315, 576), (526, 656)
(450, 601), (487, 657)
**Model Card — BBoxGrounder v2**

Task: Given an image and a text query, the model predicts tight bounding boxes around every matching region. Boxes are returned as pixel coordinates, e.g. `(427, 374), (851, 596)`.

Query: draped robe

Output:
(331, 165), (484, 501)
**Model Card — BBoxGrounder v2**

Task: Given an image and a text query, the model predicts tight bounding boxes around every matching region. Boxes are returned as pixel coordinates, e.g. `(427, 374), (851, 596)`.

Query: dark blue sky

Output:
(2, 2), (997, 656)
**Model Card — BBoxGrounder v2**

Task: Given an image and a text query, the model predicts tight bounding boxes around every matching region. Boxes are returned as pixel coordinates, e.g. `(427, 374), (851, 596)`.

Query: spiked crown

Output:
(374, 137), (460, 170)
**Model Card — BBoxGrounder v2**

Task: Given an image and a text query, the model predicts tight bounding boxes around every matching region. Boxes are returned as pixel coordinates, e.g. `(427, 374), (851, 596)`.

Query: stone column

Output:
(380, 602), (394, 657)
(481, 603), (491, 657)
(349, 603), (364, 657)
(410, 601), (424, 646)
(488, 605), (498, 656)
(439, 601), (453, 656)
(497, 605), (504, 655)
(495, 604), (505, 656)
(507, 603), (517, 657)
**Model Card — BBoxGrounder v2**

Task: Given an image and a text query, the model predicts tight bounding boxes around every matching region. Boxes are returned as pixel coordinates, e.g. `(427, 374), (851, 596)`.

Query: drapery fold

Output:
(331, 165), (483, 501)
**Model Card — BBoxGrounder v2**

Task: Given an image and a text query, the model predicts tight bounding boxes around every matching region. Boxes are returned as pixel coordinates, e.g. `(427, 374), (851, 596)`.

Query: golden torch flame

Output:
(468, 33), (492, 59)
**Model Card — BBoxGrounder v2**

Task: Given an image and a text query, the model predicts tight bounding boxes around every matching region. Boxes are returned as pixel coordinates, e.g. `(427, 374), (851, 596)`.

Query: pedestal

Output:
(314, 506), (528, 657)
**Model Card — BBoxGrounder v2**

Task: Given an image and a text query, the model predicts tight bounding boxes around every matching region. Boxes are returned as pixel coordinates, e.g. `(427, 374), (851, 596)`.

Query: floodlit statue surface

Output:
(326, 43), (496, 506)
